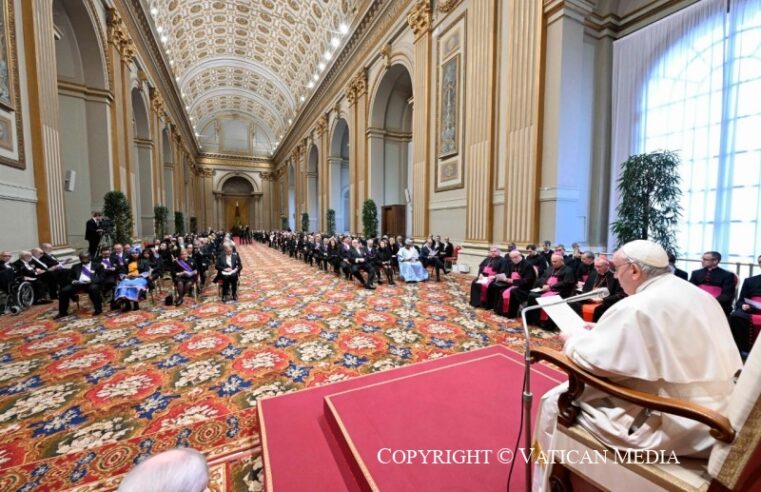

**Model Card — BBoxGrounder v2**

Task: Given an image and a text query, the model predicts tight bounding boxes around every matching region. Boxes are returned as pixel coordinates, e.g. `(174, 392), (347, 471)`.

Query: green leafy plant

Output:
(189, 216), (197, 234)
(153, 205), (169, 238)
(362, 199), (378, 239)
(174, 211), (185, 235)
(326, 208), (336, 236)
(301, 212), (309, 233)
(281, 216), (288, 230)
(610, 150), (682, 255)
(103, 191), (133, 244)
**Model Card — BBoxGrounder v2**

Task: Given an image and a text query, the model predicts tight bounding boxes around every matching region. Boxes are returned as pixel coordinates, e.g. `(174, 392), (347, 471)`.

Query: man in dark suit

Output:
(56, 252), (104, 318)
(349, 238), (376, 289)
(668, 253), (688, 280)
(85, 212), (103, 257)
(570, 256), (624, 321)
(13, 250), (50, 303)
(0, 251), (15, 294)
(31, 247), (66, 299)
(215, 243), (243, 301)
(729, 255), (761, 355)
(689, 251), (736, 314)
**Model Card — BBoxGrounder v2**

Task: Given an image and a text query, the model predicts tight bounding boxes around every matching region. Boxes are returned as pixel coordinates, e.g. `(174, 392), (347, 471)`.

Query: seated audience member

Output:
(438, 235), (455, 265)
(118, 447), (208, 492)
(469, 246), (506, 308)
(349, 238), (377, 289)
(525, 244), (548, 278)
(30, 248), (62, 300)
(0, 251), (14, 294)
(524, 253), (576, 328)
(421, 238), (447, 281)
(668, 252), (688, 280)
(173, 248), (199, 306)
(141, 248), (163, 289)
(541, 240), (553, 264)
(215, 243), (242, 301)
(689, 251), (736, 314)
(111, 243), (127, 270)
(570, 256), (624, 322)
(534, 240), (742, 490)
(729, 254), (761, 355)
(114, 249), (150, 311)
(398, 239), (429, 283)
(56, 252), (104, 318)
(494, 249), (537, 319)
(338, 237), (354, 279)
(327, 238), (341, 275)
(95, 247), (119, 308)
(34, 245), (68, 299)
(575, 251), (595, 286)
(13, 250), (50, 304)
(375, 238), (396, 285)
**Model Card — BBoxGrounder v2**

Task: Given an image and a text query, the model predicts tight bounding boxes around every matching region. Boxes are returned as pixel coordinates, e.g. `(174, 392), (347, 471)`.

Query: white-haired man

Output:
(118, 448), (208, 492)
(533, 240), (742, 491)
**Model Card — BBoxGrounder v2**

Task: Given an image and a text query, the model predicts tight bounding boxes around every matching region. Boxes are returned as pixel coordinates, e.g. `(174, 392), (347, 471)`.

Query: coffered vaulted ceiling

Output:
(146, 0), (358, 156)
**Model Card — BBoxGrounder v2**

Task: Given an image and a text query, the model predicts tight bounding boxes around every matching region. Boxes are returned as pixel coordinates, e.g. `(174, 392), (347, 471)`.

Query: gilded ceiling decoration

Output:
(147, 0), (358, 156)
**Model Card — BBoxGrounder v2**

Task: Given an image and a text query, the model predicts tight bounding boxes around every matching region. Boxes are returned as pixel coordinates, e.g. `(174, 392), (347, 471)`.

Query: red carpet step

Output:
(259, 344), (565, 491)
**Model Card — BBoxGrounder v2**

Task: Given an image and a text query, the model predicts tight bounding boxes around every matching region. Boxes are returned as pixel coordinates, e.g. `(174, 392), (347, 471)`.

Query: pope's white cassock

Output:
(534, 272), (743, 491)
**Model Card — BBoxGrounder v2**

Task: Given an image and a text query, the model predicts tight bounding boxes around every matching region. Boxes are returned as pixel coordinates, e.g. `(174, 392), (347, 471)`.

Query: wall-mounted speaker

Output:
(404, 188), (411, 204)
(64, 170), (76, 192)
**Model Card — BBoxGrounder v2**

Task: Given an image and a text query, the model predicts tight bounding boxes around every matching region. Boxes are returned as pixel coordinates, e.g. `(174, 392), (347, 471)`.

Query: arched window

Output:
(636, 0), (761, 261)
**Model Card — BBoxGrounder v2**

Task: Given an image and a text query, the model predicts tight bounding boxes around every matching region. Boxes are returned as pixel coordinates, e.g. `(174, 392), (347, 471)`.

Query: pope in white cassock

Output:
(533, 240), (743, 491)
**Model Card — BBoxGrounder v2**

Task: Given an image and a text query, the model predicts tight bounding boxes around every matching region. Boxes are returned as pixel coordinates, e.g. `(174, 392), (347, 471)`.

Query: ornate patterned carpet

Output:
(0, 243), (561, 491)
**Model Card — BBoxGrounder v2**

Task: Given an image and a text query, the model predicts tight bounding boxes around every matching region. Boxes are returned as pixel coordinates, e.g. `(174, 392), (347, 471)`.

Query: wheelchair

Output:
(2, 277), (35, 314)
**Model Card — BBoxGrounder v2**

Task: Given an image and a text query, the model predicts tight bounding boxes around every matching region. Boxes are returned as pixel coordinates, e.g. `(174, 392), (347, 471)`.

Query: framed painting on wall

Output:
(438, 54), (459, 159)
(0, 0), (24, 169)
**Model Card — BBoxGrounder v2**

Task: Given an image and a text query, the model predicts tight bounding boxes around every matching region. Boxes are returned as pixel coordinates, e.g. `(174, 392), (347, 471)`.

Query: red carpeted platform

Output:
(259, 345), (565, 491)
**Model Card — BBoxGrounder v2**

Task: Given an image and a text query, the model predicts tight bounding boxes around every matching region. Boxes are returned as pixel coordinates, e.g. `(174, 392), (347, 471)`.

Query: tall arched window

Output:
(612, 0), (761, 262)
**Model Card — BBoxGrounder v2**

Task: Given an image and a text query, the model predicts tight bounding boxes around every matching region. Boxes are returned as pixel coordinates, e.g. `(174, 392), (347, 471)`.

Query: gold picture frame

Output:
(0, 0), (24, 169)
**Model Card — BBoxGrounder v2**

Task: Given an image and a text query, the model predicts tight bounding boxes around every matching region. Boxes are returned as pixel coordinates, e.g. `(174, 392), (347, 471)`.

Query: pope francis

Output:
(533, 240), (743, 491)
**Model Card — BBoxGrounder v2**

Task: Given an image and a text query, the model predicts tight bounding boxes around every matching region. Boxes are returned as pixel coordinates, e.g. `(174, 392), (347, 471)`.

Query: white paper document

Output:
(536, 296), (587, 336)
(494, 273), (508, 282)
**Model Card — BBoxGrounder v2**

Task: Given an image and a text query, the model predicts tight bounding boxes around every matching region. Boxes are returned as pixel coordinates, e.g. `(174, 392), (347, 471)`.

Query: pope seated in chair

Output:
(533, 240), (742, 491)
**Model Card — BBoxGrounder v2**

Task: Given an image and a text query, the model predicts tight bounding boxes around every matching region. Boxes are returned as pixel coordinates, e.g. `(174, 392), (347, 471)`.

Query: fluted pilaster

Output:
(464, 0), (498, 243)
(503, 0), (543, 243)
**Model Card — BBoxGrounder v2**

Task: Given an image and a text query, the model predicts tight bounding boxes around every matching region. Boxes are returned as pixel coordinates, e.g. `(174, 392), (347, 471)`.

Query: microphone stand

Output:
(518, 288), (609, 491)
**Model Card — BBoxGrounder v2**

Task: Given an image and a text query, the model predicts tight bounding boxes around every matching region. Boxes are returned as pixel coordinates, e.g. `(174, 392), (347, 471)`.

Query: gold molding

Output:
(438, 0), (462, 14)
(407, 1), (433, 39)
(106, 8), (136, 63)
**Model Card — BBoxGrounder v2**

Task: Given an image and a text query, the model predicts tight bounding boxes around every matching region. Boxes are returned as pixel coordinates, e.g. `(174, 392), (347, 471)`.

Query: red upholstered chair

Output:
(581, 303), (597, 322)
(750, 295), (761, 350)
(530, 341), (761, 492)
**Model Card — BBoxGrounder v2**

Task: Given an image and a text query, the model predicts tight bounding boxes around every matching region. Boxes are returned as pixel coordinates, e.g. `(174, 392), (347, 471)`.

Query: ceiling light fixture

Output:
(339, 23), (349, 35)
(318, 62), (326, 71)
(161, 35), (168, 43)
(323, 50), (332, 61)
(307, 81), (315, 88)
(288, 118), (292, 125)
(156, 26), (163, 33)
(312, 73), (319, 81)
(150, 7), (158, 16)
(331, 36), (340, 48)
(300, 95), (305, 102)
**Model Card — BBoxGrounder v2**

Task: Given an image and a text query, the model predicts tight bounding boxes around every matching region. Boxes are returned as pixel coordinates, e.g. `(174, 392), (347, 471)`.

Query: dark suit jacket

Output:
(536, 265), (576, 298)
(85, 218), (100, 242)
(506, 259), (537, 291)
(215, 253), (243, 274)
(477, 256), (506, 276)
(67, 262), (104, 285)
(674, 267), (688, 280)
(12, 259), (38, 279)
(736, 274), (761, 313)
(582, 270), (622, 298)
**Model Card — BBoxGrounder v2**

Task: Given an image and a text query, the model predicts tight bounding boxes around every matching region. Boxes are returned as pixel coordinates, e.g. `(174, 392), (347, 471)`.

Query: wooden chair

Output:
(444, 245), (461, 270)
(530, 343), (761, 491)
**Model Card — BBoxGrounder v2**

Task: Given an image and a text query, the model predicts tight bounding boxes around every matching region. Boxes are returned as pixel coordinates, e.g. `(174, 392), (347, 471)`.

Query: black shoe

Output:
(71, 294), (80, 302)
(366, 284), (376, 290)
(175, 297), (184, 306)
(110, 302), (118, 310)
(92, 310), (102, 316)
(132, 302), (139, 311)
(54, 312), (68, 320)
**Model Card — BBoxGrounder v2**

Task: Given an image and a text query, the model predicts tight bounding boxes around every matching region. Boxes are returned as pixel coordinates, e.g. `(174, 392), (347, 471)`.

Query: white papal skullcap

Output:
(621, 240), (669, 268)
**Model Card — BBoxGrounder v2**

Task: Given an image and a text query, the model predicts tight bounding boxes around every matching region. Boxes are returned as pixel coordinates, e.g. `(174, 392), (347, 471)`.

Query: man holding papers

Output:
(533, 240), (742, 491)
(216, 242), (243, 302)
(729, 254), (761, 355)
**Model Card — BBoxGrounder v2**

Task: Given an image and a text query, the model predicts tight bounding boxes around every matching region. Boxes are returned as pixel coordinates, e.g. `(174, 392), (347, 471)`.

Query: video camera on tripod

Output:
(95, 217), (116, 257)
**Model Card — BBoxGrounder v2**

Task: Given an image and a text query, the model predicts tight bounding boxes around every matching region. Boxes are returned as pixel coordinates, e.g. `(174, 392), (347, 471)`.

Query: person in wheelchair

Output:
(113, 248), (150, 311)
(56, 252), (104, 318)
(215, 242), (242, 302)
(13, 250), (51, 304)
(0, 251), (14, 295)
(172, 248), (198, 306)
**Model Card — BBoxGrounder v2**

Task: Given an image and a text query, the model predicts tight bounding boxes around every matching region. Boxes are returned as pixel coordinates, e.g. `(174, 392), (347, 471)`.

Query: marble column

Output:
(23, 0), (67, 245)
(316, 115), (329, 230)
(540, 0), (595, 245)
(463, 0), (498, 244)
(408, 1), (432, 239)
(503, 0), (543, 244)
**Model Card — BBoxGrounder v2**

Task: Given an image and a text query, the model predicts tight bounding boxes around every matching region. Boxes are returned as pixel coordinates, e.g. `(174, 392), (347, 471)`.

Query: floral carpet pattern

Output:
(0, 243), (561, 491)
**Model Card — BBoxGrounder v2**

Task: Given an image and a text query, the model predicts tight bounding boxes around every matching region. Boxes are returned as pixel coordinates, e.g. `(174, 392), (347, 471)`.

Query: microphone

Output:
(513, 286), (609, 491)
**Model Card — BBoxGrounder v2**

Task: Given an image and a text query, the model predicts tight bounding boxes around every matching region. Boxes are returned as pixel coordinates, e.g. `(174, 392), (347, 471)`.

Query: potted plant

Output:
(301, 212), (309, 233)
(610, 150), (682, 255)
(326, 208), (336, 236)
(175, 211), (185, 235)
(362, 199), (378, 239)
(154, 205), (169, 238)
(103, 191), (133, 244)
